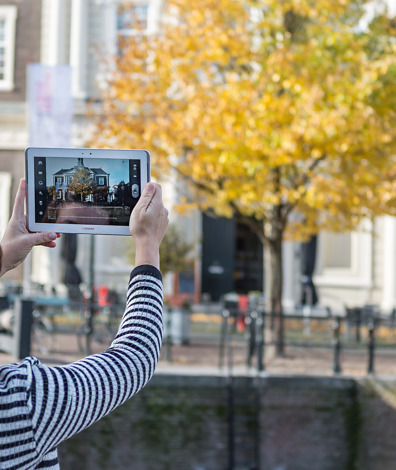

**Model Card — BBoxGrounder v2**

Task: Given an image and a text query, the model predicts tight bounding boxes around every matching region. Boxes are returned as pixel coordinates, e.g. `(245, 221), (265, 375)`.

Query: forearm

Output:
(110, 264), (163, 363)
(29, 266), (163, 454)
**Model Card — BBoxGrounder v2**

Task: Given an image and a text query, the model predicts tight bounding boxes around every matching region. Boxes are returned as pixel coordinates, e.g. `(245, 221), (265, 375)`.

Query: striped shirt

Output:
(0, 265), (163, 470)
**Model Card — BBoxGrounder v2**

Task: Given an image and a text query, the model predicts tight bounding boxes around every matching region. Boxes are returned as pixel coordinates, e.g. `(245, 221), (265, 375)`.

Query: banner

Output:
(26, 64), (72, 291)
(27, 64), (72, 147)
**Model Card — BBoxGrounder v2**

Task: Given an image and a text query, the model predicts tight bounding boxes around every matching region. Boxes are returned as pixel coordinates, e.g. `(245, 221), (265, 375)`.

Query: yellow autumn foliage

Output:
(90, 0), (396, 347)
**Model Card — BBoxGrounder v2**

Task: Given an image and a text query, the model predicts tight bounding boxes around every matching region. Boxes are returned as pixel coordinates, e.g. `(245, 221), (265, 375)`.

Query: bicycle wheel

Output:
(77, 306), (121, 355)
(32, 311), (54, 355)
(91, 308), (118, 349)
(77, 322), (92, 355)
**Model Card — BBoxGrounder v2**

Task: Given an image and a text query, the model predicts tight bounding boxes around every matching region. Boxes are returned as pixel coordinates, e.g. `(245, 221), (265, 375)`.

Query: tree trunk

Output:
(234, 204), (286, 357)
(269, 237), (285, 356)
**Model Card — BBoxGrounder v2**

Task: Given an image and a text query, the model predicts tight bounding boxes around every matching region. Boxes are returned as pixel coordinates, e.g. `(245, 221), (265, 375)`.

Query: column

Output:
(70, 0), (88, 99)
(40, 0), (66, 65)
(382, 216), (396, 311)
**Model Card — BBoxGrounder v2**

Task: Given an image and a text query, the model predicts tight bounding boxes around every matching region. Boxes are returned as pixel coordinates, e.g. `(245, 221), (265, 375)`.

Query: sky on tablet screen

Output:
(45, 157), (130, 187)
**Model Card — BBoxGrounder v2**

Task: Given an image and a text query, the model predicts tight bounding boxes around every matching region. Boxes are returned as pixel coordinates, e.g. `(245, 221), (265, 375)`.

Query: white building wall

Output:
(382, 216), (396, 311)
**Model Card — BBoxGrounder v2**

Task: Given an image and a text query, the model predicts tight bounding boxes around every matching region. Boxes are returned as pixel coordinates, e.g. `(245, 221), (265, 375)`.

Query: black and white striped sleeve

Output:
(28, 265), (163, 458)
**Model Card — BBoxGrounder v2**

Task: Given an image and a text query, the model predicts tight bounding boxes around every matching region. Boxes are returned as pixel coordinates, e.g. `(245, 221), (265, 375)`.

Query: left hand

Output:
(0, 179), (61, 277)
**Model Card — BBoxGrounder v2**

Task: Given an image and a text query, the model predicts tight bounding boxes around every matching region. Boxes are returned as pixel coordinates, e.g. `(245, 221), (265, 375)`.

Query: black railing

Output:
(162, 301), (396, 376)
(0, 296), (34, 360)
(1, 289), (394, 376)
(0, 293), (125, 358)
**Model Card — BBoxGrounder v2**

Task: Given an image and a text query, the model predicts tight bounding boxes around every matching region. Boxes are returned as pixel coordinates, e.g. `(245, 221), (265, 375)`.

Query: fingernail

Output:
(146, 182), (154, 192)
(49, 232), (56, 240)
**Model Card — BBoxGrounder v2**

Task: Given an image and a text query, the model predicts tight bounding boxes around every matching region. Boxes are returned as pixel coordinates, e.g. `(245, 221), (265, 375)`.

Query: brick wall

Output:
(0, 0), (41, 101)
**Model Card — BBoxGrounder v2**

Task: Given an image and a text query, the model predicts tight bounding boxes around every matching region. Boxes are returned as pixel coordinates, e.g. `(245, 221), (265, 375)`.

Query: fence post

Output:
(367, 320), (375, 374)
(246, 311), (256, 368)
(165, 305), (172, 362)
(355, 308), (361, 343)
(332, 316), (342, 374)
(219, 309), (230, 369)
(257, 312), (265, 372)
(13, 298), (34, 360)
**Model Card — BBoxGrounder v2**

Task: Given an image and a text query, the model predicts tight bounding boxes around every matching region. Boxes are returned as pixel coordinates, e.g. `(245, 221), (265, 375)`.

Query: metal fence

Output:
(162, 302), (396, 375)
(1, 288), (396, 375)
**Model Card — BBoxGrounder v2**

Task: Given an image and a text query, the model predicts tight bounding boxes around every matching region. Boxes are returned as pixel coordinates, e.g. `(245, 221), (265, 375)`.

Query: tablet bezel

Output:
(25, 147), (150, 235)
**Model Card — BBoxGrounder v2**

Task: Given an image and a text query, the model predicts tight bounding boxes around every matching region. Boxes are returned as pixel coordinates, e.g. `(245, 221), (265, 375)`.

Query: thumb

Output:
(142, 182), (156, 197)
(29, 231), (57, 247)
(137, 182), (156, 208)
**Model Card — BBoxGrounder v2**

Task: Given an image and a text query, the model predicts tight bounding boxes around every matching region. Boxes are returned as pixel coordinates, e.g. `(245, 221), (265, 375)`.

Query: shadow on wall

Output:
(58, 375), (396, 470)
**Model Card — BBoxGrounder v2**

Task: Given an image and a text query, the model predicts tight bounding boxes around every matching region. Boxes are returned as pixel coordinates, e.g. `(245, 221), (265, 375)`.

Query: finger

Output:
(136, 182), (156, 211)
(41, 241), (57, 248)
(29, 231), (57, 247)
(151, 183), (163, 202)
(143, 182), (156, 198)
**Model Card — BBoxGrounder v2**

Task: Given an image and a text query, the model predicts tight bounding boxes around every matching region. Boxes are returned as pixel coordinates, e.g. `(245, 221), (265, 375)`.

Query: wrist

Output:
(134, 240), (160, 270)
(0, 243), (12, 278)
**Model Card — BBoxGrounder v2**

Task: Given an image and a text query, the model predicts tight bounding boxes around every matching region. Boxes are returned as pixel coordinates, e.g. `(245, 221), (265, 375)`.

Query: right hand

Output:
(129, 182), (169, 269)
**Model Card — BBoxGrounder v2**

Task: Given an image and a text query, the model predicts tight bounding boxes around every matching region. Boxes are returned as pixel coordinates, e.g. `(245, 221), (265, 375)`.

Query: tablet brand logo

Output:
(82, 227), (95, 231)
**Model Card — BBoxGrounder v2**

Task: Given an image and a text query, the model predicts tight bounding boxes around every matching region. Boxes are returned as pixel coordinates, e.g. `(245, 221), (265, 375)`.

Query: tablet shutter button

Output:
(132, 184), (139, 198)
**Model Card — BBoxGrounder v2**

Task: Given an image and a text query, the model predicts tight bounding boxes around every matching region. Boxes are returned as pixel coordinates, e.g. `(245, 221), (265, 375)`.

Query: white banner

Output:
(26, 64), (72, 292)
(27, 64), (72, 147)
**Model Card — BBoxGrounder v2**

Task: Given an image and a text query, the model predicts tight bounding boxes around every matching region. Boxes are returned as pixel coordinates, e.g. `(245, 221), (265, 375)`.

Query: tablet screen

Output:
(34, 156), (141, 226)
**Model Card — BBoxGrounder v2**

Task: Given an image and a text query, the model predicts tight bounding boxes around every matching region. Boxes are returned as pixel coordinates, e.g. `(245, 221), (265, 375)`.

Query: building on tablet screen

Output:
(50, 158), (109, 203)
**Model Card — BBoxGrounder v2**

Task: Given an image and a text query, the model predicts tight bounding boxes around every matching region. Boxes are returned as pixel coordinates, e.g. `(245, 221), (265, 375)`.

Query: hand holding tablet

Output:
(25, 147), (150, 235)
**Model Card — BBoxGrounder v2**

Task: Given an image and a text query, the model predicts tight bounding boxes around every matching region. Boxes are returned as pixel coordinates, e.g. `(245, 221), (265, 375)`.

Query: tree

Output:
(68, 168), (97, 202)
(91, 0), (396, 355)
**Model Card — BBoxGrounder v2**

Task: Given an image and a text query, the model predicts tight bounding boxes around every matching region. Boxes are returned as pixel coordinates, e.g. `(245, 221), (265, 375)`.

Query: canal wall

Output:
(58, 373), (396, 470)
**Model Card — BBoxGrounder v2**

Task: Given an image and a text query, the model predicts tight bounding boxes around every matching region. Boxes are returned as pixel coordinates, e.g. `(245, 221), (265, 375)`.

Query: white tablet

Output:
(25, 147), (150, 235)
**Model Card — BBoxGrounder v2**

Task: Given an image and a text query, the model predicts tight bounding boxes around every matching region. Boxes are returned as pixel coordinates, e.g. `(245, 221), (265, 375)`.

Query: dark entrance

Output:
(201, 214), (264, 301)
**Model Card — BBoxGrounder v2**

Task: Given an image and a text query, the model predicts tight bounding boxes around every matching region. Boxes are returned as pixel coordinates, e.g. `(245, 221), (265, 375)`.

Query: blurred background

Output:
(0, 0), (395, 360)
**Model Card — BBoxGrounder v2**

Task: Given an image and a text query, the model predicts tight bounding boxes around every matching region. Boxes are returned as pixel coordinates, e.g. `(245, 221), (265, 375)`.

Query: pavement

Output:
(1, 332), (396, 378)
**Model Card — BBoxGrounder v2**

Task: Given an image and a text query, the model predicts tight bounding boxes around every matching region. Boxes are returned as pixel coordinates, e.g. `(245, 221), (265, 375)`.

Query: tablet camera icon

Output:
(38, 181), (43, 186)
(132, 184), (139, 198)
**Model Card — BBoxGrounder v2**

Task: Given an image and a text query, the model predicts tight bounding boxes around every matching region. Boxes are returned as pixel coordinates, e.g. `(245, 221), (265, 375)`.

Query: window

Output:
(315, 223), (373, 288)
(322, 232), (352, 269)
(0, 6), (17, 91)
(117, 2), (149, 37)
(98, 177), (105, 186)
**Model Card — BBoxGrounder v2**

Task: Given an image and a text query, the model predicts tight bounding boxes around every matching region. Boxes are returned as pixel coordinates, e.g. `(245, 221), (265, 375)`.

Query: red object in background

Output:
(98, 286), (109, 307)
(236, 295), (248, 331)
(238, 295), (249, 311)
